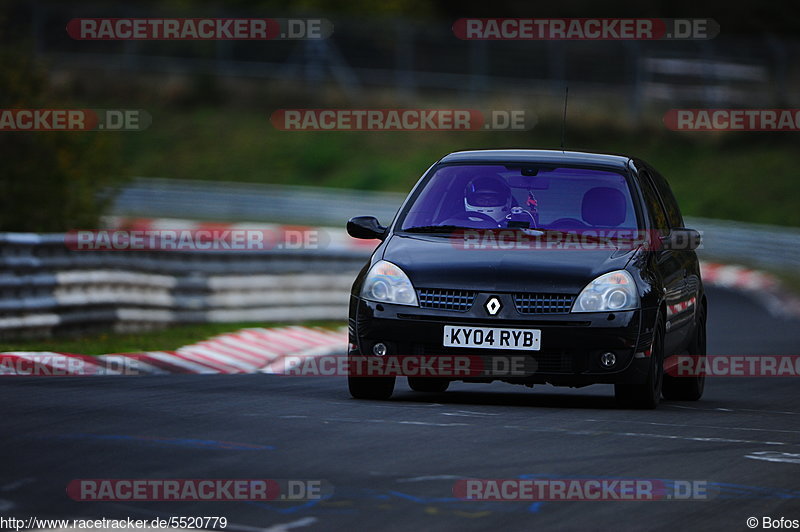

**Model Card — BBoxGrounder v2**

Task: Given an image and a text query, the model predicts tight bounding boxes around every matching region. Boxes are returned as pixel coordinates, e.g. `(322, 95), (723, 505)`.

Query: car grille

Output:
(514, 293), (575, 314)
(417, 289), (476, 312)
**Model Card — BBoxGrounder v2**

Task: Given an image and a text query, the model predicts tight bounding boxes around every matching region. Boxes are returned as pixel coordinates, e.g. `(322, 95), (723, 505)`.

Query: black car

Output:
(346, 149), (705, 409)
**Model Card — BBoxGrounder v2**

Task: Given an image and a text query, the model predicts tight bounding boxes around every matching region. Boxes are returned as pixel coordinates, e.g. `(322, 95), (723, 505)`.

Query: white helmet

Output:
(464, 176), (512, 222)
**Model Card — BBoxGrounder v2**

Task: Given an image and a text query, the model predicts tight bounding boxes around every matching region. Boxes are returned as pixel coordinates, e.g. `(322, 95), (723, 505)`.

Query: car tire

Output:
(408, 377), (450, 393)
(663, 304), (706, 401)
(348, 375), (395, 400)
(615, 313), (665, 409)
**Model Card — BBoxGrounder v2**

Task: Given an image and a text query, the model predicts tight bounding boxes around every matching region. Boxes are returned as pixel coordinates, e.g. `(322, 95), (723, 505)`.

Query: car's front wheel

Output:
(663, 304), (706, 401)
(615, 314), (665, 409)
(408, 377), (450, 393)
(348, 358), (395, 401)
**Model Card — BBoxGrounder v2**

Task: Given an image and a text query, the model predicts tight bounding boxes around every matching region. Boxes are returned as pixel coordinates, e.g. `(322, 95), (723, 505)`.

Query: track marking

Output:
(327, 401), (444, 409)
(441, 410), (500, 417)
(499, 424), (791, 446)
(323, 417), (469, 427)
(664, 404), (800, 416)
(591, 430), (786, 446)
(1, 478), (35, 491)
(745, 451), (800, 464)
(584, 418), (800, 435)
(260, 517), (319, 532)
(397, 475), (463, 483)
(398, 421), (470, 427)
(735, 408), (800, 416)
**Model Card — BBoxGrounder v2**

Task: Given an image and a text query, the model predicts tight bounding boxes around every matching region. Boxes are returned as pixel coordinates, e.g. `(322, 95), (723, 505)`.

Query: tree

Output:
(0, 47), (124, 232)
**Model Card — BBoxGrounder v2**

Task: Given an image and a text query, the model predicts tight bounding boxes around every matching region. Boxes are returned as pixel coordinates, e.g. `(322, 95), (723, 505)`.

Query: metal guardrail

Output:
(3, 221), (800, 337)
(0, 233), (371, 337)
(111, 178), (800, 270)
(5, 178), (800, 337)
(685, 216), (800, 271)
(111, 178), (407, 226)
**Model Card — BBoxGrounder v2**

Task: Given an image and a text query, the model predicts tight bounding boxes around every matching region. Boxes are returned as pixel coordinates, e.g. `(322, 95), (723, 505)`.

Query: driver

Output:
(464, 176), (512, 223)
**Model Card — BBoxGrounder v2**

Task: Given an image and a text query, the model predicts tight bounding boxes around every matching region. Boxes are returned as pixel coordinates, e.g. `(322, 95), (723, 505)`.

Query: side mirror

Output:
(660, 228), (701, 251)
(347, 216), (388, 240)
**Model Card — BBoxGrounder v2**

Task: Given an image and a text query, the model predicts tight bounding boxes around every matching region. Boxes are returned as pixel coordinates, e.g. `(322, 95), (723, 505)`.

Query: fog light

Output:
(600, 352), (616, 368)
(372, 342), (388, 357)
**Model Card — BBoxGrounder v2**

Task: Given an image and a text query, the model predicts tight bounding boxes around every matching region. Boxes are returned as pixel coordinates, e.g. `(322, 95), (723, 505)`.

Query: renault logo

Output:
(485, 296), (502, 316)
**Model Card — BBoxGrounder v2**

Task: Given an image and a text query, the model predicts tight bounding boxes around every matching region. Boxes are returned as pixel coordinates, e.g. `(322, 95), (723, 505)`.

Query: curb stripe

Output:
(0, 326), (347, 376)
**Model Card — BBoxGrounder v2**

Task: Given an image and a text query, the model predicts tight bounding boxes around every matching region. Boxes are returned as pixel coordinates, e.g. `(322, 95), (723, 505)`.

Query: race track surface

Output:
(1, 286), (799, 531)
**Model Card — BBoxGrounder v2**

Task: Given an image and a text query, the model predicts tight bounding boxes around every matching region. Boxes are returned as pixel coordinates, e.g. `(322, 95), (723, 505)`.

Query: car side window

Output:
(639, 171), (670, 235)
(648, 169), (684, 229)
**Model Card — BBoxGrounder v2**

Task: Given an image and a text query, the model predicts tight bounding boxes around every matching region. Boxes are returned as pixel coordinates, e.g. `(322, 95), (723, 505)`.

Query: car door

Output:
(648, 165), (701, 351)
(637, 167), (690, 356)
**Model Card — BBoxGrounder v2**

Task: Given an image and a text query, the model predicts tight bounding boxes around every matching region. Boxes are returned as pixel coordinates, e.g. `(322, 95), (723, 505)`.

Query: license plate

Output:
(443, 325), (541, 351)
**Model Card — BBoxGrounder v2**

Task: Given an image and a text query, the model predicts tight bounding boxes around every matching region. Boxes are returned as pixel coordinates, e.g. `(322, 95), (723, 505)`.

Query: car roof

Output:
(439, 149), (632, 170)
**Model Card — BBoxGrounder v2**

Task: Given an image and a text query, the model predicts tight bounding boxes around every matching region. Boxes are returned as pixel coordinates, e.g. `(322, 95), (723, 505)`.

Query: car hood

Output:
(382, 234), (639, 294)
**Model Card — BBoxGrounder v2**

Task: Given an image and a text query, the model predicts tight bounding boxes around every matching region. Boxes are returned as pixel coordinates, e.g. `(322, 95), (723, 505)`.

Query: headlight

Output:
(361, 260), (418, 306)
(572, 270), (639, 313)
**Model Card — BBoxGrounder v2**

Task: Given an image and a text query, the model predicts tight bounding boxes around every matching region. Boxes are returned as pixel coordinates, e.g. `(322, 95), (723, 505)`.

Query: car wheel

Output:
(615, 314), (665, 409)
(408, 377), (450, 393)
(663, 304), (706, 401)
(348, 375), (395, 399)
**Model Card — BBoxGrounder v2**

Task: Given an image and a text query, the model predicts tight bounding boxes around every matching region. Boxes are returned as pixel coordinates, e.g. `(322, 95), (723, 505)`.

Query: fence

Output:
(23, 4), (800, 119)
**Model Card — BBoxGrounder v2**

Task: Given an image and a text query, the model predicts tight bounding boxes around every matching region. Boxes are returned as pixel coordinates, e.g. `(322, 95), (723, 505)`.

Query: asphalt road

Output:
(1, 286), (799, 531)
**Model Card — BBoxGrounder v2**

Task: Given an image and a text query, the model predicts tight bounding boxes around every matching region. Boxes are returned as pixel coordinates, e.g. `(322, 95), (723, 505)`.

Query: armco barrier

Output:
(109, 179), (800, 271)
(0, 232), (371, 337)
(686, 216), (800, 271)
(110, 178), (407, 226)
(3, 221), (800, 337)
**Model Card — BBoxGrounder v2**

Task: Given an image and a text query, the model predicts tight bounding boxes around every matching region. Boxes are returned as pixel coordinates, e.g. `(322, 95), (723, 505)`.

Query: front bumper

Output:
(349, 294), (654, 386)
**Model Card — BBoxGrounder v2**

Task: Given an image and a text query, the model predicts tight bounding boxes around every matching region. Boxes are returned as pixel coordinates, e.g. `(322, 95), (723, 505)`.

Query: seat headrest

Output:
(581, 187), (626, 227)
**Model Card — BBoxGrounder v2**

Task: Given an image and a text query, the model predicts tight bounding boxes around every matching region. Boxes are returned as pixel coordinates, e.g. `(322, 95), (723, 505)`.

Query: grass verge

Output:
(2, 321), (345, 356)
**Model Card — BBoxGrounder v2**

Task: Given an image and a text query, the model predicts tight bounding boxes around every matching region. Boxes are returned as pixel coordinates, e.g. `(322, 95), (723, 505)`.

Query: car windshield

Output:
(398, 164), (639, 233)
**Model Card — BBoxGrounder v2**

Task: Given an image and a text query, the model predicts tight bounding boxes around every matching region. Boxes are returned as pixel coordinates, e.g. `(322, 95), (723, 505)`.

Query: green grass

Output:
(115, 105), (800, 227)
(2, 321), (345, 356)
